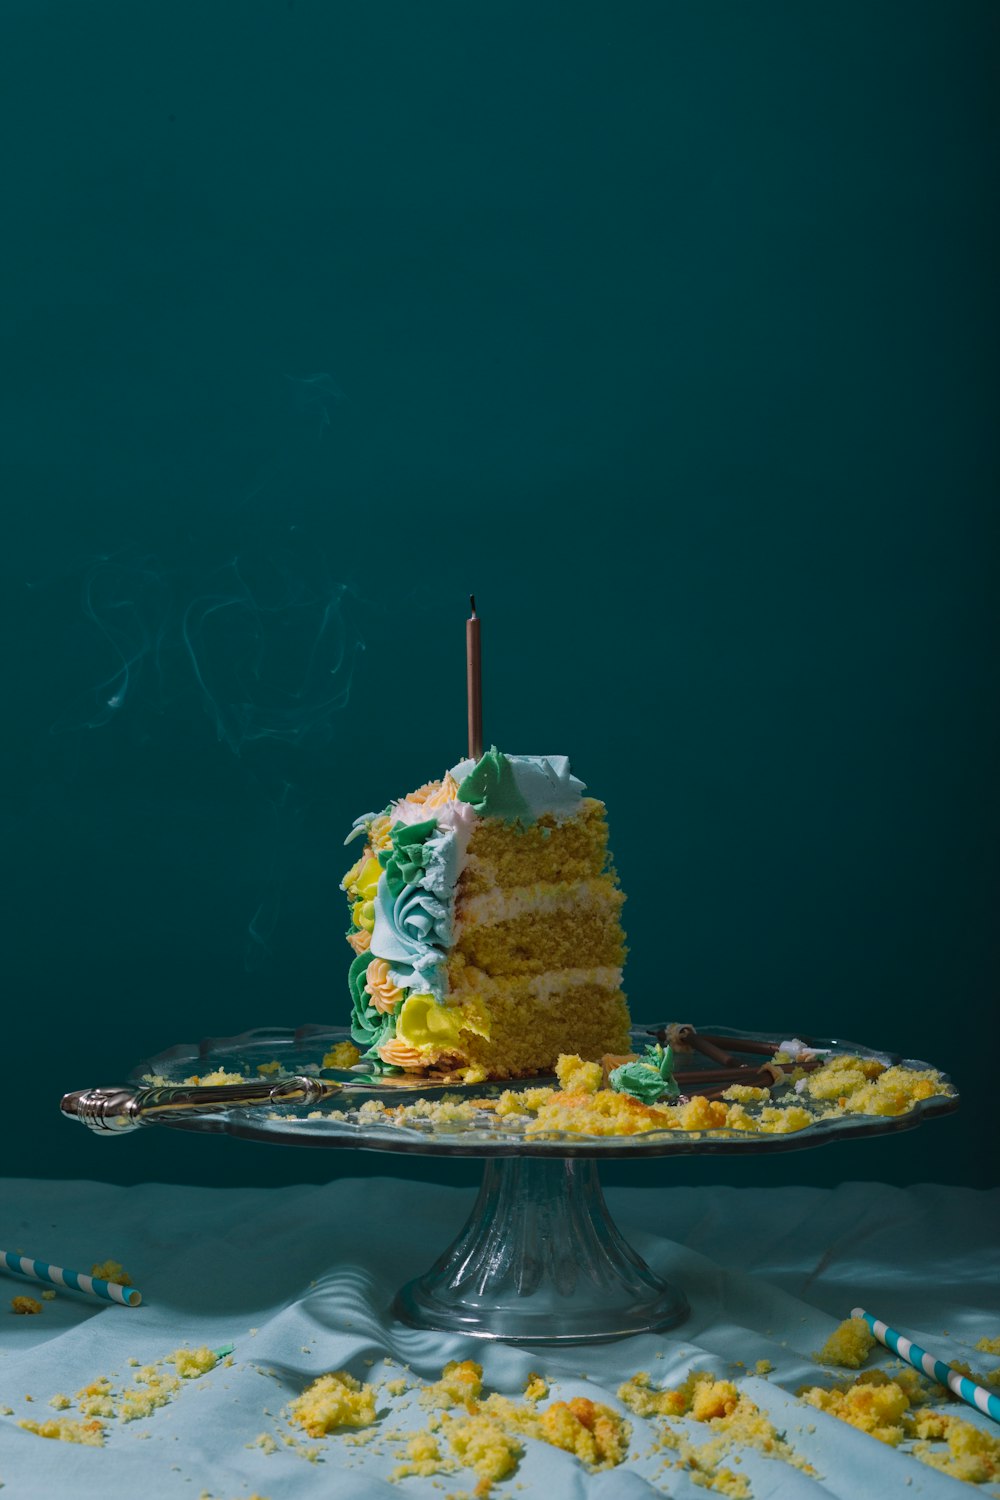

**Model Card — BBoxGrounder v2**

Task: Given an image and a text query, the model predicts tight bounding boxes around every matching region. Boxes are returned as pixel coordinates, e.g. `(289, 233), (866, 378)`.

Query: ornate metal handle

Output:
(60, 1076), (343, 1134)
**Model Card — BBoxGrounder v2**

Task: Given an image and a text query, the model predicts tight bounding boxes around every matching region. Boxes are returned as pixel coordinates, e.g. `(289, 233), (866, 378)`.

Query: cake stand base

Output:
(392, 1156), (689, 1344)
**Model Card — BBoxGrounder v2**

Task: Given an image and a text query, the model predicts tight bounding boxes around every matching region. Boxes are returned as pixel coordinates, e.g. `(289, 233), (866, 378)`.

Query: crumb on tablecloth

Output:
(814, 1316), (877, 1369)
(287, 1371), (377, 1437)
(18, 1416), (106, 1446)
(90, 1260), (132, 1286)
(10, 1296), (42, 1315)
(619, 1368), (814, 1496)
(798, 1367), (1000, 1483)
(15, 1345), (222, 1441)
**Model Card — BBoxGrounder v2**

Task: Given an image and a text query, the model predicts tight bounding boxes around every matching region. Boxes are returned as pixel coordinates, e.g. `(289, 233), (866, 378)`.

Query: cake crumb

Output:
(555, 1054), (603, 1095)
(322, 1042), (362, 1070)
(442, 1411), (522, 1492)
(800, 1368), (1000, 1481)
(391, 1428), (452, 1480)
(420, 1360), (483, 1410)
(182, 1069), (246, 1086)
(288, 1371), (377, 1436)
(619, 1368), (812, 1485)
(91, 1260), (132, 1286)
(170, 1347), (219, 1379)
(797, 1370), (923, 1445)
(18, 1416), (105, 1446)
(11, 1296), (42, 1315)
(533, 1397), (629, 1468)
(42, 1290), (56, 1301)
(814, 1317), (876, 1369)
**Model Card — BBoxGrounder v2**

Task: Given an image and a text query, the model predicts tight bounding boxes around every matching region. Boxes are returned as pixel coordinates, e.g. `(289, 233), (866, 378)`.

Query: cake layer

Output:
(447, 958), (624, 1006)
(454, 883), (626, 977)
(457, 799), (610, 896)
(446, 975), (632, 1078)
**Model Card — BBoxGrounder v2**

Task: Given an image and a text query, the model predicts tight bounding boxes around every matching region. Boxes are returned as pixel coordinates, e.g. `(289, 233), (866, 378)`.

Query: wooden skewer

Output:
(688, 1033), (737, 1068)
(696, 1034), (782, 1058)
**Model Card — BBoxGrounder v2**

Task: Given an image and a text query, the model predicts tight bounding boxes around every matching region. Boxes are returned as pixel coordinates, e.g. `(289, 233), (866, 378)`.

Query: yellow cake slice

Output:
(341, 749), (630, 1078)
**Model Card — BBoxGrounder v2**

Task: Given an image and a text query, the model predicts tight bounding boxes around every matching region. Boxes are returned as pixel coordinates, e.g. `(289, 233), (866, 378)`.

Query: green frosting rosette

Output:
(381, 818), (438, 898)
(609, 1044), (680, 1104)
(457, 746), (533, 823)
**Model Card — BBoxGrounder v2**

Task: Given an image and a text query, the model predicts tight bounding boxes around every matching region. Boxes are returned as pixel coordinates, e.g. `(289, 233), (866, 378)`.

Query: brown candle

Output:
(466, 594), (483, 761)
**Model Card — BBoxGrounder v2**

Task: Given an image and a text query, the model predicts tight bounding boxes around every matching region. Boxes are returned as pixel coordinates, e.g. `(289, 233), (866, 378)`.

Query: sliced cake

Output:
(341, 748), (630, 1078)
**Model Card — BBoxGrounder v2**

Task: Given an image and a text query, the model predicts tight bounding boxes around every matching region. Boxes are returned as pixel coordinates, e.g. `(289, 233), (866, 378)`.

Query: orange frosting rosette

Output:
(422, 773), (459, 811)
(347, 929), (371, 955)
(367, 814), (393, 854)
(364, 958), (403, 1014)
(397, 773), (459, 817)
(377, 1038), (436, 1070)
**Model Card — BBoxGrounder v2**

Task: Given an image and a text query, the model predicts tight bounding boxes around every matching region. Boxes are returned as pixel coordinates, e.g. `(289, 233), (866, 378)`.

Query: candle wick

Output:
(469, 593), (477, 617)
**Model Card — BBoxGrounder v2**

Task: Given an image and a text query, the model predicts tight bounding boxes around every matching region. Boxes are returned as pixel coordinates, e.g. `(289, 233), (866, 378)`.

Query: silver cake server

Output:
(60, 1071), (534, 1133)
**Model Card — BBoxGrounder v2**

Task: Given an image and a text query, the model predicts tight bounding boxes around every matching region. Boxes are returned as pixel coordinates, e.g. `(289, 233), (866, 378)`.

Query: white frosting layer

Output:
(449, 753), (586, 821)
(521, 965), (623, 1004)
(461, 965), (624, 1005)
(455, 877), (621, 930)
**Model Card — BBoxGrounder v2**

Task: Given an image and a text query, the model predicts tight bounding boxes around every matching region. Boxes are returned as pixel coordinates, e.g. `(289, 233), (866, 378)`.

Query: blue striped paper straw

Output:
(2, 1250), (141, 1307)
(851, 1307), (1000, 1425)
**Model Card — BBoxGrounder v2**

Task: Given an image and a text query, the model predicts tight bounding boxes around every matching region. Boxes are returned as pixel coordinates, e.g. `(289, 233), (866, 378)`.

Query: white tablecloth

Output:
(1, 1177), (997, 1497)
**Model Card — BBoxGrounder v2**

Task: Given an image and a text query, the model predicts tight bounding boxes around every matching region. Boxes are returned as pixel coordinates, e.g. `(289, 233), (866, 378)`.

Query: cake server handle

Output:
(60, 1076), (343, 1134)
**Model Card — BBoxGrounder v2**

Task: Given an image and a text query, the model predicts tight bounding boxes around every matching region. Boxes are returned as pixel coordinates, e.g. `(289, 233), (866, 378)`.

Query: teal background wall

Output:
(2, 1), (996, 1193)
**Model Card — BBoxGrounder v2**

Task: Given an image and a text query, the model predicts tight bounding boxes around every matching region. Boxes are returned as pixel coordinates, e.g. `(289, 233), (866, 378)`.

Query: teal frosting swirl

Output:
(348, 949), (380, 1049)
(609, 1044), (680, 1104)
(382, 818), (438, 898)
(348, 948), (402, 1070)
(361, 1010), (398, 1068)
(456, 747), (533, 823)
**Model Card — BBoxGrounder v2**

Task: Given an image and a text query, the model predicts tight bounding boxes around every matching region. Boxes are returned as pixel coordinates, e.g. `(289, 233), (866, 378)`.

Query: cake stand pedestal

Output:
(60, 1023), (958, 1346)
(394, 1156), (687, 1343)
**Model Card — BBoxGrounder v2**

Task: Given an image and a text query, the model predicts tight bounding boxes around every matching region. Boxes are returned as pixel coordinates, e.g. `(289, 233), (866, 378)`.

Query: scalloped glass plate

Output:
(128, 1022), (959, 1159)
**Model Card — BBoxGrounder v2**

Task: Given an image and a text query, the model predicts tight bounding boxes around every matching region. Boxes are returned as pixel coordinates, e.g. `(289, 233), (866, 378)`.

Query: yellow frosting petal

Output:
(354, 856), (383, 902)
(396, 994), (465, 1052)
(395, 993), (491, 1053)
(352, 899), (376, 933)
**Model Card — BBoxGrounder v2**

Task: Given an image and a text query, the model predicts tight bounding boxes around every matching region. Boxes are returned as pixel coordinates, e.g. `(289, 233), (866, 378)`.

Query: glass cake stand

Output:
(60, 1024), (959, 1346)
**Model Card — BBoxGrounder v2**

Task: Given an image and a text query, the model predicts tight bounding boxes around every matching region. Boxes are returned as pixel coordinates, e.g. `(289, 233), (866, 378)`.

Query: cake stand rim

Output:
(120, 1022), (960, 1160)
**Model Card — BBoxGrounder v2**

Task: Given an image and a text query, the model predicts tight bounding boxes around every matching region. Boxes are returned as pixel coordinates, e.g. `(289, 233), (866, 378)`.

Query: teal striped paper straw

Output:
(851, 1307), (1000, 1425)
(1, 1250), (141, 1307)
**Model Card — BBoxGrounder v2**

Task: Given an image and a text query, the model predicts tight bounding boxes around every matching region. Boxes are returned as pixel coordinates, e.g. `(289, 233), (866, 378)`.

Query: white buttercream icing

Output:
(449, 753), (586, 821)
(521, 965), (623, 1004)
(455, 877), (621, 930)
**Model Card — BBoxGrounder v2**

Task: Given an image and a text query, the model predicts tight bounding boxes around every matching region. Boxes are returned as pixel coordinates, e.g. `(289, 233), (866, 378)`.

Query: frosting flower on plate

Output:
(609, 1044), (680, 1105)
